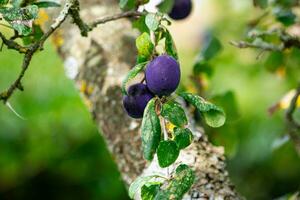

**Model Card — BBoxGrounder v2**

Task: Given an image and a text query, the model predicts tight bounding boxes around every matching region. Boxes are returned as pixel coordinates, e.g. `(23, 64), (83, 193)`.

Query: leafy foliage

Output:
(174, 127), (193, 150)
(157, 140), (179, 168)
(201, 32), (223, 60)
(161, 101), (187, 128)
(157, 0), (174, 13)
(122, 1), (227, 198)
(155, 164), (195, 200)
(136, 32), (154, 58)
(129, 175), (158, 199)
(163, 28), (178, 60)
(122, 62), (148, 95)
(180, 92), (226, 127)
(145, 13), (160, 31)
(141, 99), (162, 161)
(141, 184), (161, 200)
(0, 5), (38, 35)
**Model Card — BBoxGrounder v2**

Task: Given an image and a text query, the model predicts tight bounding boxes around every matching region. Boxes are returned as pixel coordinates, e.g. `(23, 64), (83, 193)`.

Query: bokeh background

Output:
(1, 0), (300, 200)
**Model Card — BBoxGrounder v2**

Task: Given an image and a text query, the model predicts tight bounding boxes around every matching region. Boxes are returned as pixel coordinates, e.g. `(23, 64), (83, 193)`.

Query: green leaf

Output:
(133, 15), (150, 33)
(0, 5), (39, 36)
(145, 13), (159, 31)
(157, 0), (174, 13)
(161, 101), (187, 127)
(274, 8), (296, 26)
(211, 91), (240, 123)
(157, 140), (179, 168)
(163, 29), (178, 60)
(136, 32), (154, 58)
(253, 0), (268, 8)
(179, 92), (226, 127)
(201, 32), (222, 60)
(193, 59), (213, 77)
(174, 127), (193, 150)
(141, 184), (161, 200)
(154, 164), (195, 200)
(33, 1), (61, 8)
(22, 24), (44, 45)
(203, 110), (225, 128)
(264, 51), (285, 72)
(119, 0), (136, 10)
(141, 99), (162, 161)
(122, 62), (148, 95)
(129, 175), (156, 199)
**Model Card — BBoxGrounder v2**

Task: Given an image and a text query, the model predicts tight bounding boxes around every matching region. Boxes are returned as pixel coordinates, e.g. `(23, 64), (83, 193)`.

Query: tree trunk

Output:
(50, 0), (242, 199)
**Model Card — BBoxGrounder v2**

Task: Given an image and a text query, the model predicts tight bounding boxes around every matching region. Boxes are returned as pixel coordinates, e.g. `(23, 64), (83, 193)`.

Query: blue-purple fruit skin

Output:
(123, 83), (154, 119)
(145, 55), (181, 96)
(169, 0), (192, 20)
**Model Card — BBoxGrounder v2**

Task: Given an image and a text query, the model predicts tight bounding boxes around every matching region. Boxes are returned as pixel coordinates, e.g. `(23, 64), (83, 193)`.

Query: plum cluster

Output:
(123, 55), (181, 118)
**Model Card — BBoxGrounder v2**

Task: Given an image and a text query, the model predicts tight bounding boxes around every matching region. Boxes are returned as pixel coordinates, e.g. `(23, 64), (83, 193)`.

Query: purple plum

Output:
(145, 55), (181, 96)
(169, 0), (192, 20)
(123, 83), (154, 119)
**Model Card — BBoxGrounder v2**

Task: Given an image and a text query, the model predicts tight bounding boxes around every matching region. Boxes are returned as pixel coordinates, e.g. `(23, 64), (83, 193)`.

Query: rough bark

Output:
(50, 0), (242, 199)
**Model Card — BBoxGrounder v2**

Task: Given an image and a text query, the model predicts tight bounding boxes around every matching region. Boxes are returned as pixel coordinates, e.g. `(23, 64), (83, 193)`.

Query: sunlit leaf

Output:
(136, 32), (154, 58)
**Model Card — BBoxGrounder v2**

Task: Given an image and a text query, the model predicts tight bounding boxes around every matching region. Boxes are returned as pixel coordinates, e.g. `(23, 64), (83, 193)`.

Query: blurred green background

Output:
(1, 0), (300, 200)
(0, 41), (129, 199)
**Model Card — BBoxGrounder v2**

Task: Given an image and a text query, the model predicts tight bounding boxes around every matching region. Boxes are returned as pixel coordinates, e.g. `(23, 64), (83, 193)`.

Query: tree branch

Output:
(0, 32), (27, 53)
(230, 40), (284, 51)
(230, 30), (300, 52)
(89, 11), (143, 30)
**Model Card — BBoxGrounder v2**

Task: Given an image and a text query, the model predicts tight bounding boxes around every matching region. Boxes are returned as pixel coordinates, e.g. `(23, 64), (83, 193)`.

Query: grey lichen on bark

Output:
(51, 0), (242, 199)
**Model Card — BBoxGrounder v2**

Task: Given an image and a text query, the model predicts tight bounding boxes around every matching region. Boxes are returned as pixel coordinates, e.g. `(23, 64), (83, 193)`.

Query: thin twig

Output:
(0, 32), (27, 53)
(89, 11), (143, 30)
(231, 30), (300, 52)
(229, 40), (284, 51)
